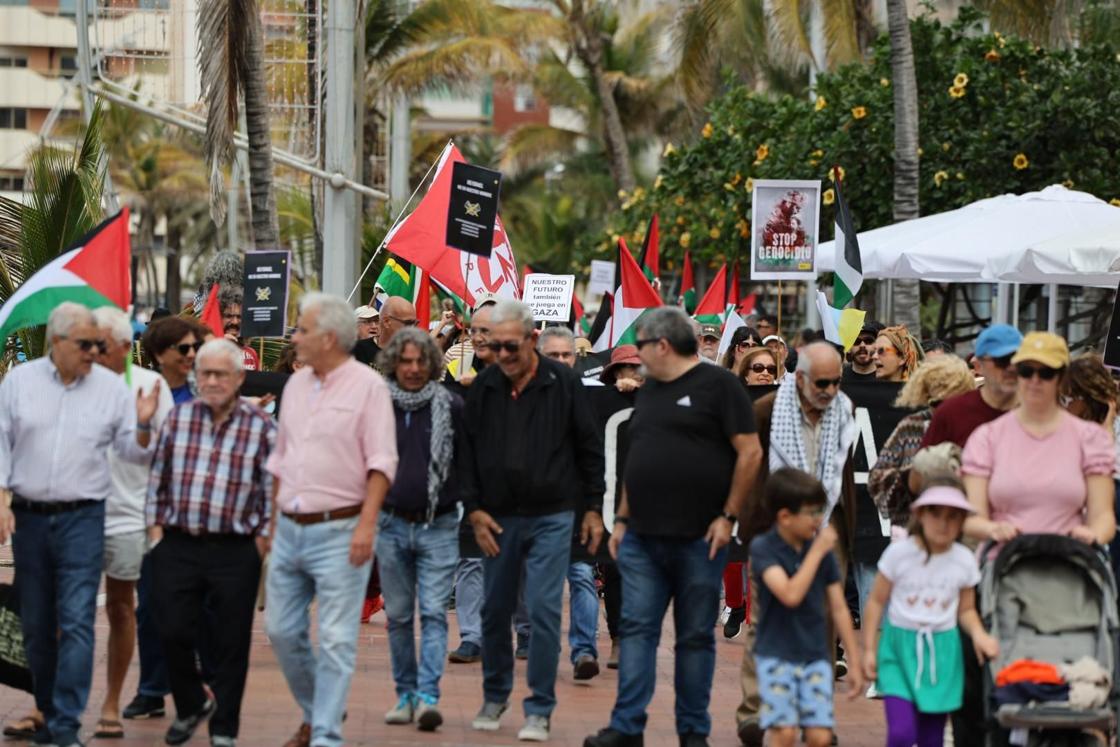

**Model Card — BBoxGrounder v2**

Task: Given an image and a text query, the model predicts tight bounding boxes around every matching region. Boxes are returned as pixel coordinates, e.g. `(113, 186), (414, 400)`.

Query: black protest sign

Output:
(241, 251), (290, 338)
(1105, 282), (1120, 369)
(446, 162), (502, 257)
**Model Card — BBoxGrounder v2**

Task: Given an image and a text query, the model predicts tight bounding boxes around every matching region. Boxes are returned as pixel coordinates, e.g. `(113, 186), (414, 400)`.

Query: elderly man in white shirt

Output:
(0, 302), (159, 747)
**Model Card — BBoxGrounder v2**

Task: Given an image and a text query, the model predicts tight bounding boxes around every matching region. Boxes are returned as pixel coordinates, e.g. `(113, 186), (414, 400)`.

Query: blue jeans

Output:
(853, 560), (879, 623)
(568, 562), (599, 662)
(454, 558), (483, 646)
(481, 510), (574, 717)
(376, 510), (459, 700)
(12, 501), (105, 746)
(135, 551), (171, 698)
(610, 532), (726, 737)
(266, 515), (372, 747)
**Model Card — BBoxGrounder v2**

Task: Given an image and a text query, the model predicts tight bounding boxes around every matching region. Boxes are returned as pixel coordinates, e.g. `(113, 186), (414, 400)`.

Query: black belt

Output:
(11, 498), (99, 515)
(382, 503), (456, 524)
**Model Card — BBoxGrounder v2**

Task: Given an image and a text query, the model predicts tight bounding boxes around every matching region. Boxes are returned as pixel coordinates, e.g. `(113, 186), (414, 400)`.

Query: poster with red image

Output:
(749, 179), (821, 280)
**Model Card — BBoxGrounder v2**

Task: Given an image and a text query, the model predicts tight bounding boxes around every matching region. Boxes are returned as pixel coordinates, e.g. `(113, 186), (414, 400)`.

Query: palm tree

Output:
(198, 0), (279, 248)
(885, 0), (920, 330)
(0, 102), (107, 360)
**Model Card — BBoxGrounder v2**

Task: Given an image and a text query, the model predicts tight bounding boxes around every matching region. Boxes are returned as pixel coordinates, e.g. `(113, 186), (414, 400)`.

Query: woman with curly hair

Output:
(873, 325), (921, 382)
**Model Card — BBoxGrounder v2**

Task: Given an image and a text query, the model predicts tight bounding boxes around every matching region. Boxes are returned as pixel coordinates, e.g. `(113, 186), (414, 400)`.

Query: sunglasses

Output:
(385, 315), (419, 327)
(813, 377), (842, 390)
(737, 340), (757, 349)
(749, 363), (778, 375)
(873, 347), (899, 357)
(854, 336), (876, 347)
(984, 354), (1013, 369)
(175, 341), (203, 356)
(635, 338), (662, 349)
(72, 338), (108, 354)
(482, 338), (527, 354)
(1016, 362), (1061, 381)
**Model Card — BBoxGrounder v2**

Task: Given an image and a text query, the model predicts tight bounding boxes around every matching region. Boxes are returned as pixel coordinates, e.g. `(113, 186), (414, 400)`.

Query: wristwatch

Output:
(721, 511), (737, 524)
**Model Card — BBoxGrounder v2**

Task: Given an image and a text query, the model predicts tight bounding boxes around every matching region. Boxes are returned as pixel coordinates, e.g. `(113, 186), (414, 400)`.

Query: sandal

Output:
(94, 719), (125, 739)
(3, 713), (44, 738)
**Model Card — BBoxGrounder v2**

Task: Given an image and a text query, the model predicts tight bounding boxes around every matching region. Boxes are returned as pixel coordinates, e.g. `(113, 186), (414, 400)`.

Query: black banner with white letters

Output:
(446, 162), (502, 257)
(240, 251), (290, 338)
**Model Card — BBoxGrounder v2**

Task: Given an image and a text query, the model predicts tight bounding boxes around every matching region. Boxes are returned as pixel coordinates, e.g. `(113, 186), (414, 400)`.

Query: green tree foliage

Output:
(594, 9), (1120, 273)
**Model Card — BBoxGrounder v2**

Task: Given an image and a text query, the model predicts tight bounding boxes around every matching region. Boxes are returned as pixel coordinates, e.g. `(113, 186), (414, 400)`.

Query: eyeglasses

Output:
(385, 315), (419, 327)
(813, 377), (842, 390)
(749, 363), (778, 375)
(635, 338), (661, 349)
(873, 347), (898, 357)
(175, 342), (203, 356)
(737, 340), (757, 349)
(854, 336), (876, 347)
(482, 338), (527, 354)
(983, 354), (1013, 369)
(71, 337), (108, 354)
(1015, 362), (1060, 381)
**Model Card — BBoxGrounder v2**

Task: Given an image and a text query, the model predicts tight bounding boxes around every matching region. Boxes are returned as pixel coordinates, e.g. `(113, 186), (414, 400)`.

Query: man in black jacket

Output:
(462, 300), (605, 743)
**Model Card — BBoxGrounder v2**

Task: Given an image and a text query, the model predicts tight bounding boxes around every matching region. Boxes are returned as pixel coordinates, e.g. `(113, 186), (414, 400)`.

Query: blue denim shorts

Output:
(756, 656), (834, 729)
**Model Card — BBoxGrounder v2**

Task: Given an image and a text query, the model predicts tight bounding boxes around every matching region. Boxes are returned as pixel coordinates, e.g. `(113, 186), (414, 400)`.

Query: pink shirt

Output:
(266, 358), (398, 513)
(962, 410), (1113, 537)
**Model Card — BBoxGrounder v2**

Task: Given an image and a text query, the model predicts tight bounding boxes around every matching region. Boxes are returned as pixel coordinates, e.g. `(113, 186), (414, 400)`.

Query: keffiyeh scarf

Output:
(769, 375), (858, 520)
(388, 380), (454, 523)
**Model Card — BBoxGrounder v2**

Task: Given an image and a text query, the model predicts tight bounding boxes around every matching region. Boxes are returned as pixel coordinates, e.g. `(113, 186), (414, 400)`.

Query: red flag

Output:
(199, 283), (223, 337)
(414, 269), (432, 329)
(693, 263), (728, 317)
(638, 214), (659, 280)
(618, 237), (662, 309)
(385, 143), (520, 307)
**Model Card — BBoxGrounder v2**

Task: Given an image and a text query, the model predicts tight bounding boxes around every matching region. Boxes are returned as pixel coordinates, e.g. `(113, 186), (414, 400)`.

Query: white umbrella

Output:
(988, 216), (1120, 287)
(817, 185), (1120, 284)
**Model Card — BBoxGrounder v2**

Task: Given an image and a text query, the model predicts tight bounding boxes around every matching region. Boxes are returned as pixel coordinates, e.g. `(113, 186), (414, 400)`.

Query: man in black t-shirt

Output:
(585, 307), (762, 747)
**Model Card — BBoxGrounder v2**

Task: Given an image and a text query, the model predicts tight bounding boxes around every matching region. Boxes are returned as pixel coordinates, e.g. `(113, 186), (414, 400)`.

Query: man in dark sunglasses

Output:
(377, 296), (420, 350)
(842, 321), (883, 383)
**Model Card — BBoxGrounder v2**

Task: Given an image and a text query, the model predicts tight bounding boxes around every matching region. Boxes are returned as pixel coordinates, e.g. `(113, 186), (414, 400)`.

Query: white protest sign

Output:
(588, 260), (616, 297)
(523, 274), (576, 322)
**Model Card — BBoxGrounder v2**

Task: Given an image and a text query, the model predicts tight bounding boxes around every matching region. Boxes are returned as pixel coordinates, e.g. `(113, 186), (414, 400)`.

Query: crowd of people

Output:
(0, 287), (1114, 747)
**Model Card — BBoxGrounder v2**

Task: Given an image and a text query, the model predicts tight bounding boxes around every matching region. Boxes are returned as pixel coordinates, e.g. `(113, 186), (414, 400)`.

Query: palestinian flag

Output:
(692, 262), (729, 327)
(832, 176), (863, 308)
(0, 209), (131, 346)
(678, 249), (696, 314)
(638, 214), (659, 284)
(591, 238), (662, 352)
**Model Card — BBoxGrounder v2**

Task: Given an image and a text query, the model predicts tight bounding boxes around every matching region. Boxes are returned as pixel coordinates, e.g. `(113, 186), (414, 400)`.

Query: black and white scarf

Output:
(769, 375), (857, 521)
(388, 380), (454, 523)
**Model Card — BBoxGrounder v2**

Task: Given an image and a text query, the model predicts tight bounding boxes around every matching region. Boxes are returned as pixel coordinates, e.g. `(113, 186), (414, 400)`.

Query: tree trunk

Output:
(165, 220), (182, 311)
(886, 0), (921, 332)
(569, 0), (635, 196)
(243, 1), (279, 249)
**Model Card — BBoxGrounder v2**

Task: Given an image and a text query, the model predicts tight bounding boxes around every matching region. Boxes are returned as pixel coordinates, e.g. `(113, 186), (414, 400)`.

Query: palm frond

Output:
(532, 52), (595, 111)
(379, 38), (529, 95)
(767, 0), (815, 70)
(671, 0), (734, 109)
(499, 124), (583, 178)
(821, 0), (861, 66)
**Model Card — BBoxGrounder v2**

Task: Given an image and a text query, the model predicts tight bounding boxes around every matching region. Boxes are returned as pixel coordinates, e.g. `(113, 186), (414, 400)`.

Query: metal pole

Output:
(1047, 283), (1059, 333)
(321, 0), (358, 297)
(75, 2), (118, 212)
(1012, 282), (1020, 329)
(389, 93), (411, 206)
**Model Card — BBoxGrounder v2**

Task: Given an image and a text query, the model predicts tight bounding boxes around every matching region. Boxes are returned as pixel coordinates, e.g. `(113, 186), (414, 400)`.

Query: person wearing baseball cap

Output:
(696, 324), (722, 363)
(919, 324), (1023, 451)
(355, 305), (378, 341)
(844, 321), (885, 382)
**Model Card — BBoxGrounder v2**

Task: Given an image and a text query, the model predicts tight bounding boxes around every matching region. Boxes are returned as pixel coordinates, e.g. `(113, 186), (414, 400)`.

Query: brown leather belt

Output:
(281, 504), (363, 526)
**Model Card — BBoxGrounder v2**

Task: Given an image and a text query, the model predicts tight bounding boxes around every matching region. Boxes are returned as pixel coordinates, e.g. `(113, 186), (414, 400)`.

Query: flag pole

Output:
(346, 140), (451, 303)
(777, 280), (783, 335)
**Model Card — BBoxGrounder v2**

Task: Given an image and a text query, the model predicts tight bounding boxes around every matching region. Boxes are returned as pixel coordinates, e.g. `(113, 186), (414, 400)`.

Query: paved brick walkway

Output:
(0, 587), (886, 747)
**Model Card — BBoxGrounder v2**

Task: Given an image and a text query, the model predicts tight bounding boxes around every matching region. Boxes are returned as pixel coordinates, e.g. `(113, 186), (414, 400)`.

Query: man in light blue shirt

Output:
(0, 302), (159, 747)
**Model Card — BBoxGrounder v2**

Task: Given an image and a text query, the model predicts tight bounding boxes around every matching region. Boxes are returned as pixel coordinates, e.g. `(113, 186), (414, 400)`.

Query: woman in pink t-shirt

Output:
(961, 332), (1116, 549)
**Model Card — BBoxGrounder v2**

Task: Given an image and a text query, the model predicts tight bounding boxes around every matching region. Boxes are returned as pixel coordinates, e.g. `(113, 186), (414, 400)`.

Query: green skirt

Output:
(876, 621), (964, 714)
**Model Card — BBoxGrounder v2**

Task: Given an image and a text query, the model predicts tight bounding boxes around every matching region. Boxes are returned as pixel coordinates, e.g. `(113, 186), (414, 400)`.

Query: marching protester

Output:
(355, 305), (378, 341)
(585, 306), (762, 747)
(720, 327), (763, 371)
(872, 325), (919, 382)
(218, 286), (260, 371)
(599, 344), (643, 392)
(861, 485), (998, 747)
(143, 316), (203, 404)
(737, 346), (780, 387)
(376, 329), (466, 731)
(697, 323), (721, 363)
(378, 296), (420, 349)
(461, 300), (605, 741)
(265, 293), (398, 747)
(92, 306), (175, 740)
(749, 468), (863, 747)
(754, 315), (778, 340)
(0, 302), (160, 747)
(147, 339), (275, 747)
(842, 322), (883, 382)
(762, 335), (789, 376)
(735, 342), (858, 747)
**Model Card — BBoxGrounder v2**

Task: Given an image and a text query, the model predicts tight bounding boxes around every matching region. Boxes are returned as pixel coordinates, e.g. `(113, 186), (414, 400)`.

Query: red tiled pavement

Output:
(0, 581), (886, 746)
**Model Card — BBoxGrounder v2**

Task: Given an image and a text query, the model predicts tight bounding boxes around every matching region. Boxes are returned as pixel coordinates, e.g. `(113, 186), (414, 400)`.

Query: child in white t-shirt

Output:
(861, 485), (999, 747)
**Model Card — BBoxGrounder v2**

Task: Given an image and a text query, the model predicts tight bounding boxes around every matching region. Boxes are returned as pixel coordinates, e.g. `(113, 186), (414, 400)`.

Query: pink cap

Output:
(910, 486), (975, 514)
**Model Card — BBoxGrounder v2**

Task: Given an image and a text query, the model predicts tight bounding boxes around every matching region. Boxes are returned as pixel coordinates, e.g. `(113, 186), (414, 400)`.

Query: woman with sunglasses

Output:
(873, 325), (920, 382)
(141, 317), (203, 405)
(737, 347), (780, 387)
(961, 332), (1116, 550)
(720, 326), (763, 371)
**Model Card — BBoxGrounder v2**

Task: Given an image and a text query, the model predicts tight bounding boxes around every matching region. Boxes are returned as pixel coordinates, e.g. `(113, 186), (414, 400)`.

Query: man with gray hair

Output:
(146, 338), (275, 747)
(0, 301), (160, 747)
(266, 292), (397, 747)
(218, 286), (261, 371)
(733, 341), (858, 747)
(585, 306), (762, 747)
(91, 306), (175, 740)
(462, 300), (604, 741)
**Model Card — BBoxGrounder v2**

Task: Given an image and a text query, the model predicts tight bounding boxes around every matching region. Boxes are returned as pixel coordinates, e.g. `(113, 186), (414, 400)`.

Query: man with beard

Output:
(218, 286), (261, 371)
(842, 322), (884, 382)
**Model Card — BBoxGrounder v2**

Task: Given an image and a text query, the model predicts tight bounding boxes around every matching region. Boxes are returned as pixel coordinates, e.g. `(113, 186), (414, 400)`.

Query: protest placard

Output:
(523, 273), (576, 322)
(446, 162), (502, 257)
(241, 251), (290, 338)
(749, 179), (821, 281)
(588, 260), (616, 297)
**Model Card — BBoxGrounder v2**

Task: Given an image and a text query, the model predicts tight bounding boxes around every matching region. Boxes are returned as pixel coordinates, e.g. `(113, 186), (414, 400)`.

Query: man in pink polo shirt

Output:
(264, 292), (398, 747)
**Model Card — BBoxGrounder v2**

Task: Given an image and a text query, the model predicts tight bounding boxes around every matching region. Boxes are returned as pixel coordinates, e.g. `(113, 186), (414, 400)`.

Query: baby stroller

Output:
(980, 534), (1120, 747)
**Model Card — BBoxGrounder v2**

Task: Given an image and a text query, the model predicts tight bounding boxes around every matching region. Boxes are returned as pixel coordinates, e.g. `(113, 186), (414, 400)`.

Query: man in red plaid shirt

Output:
(145, 338), (275, 747)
